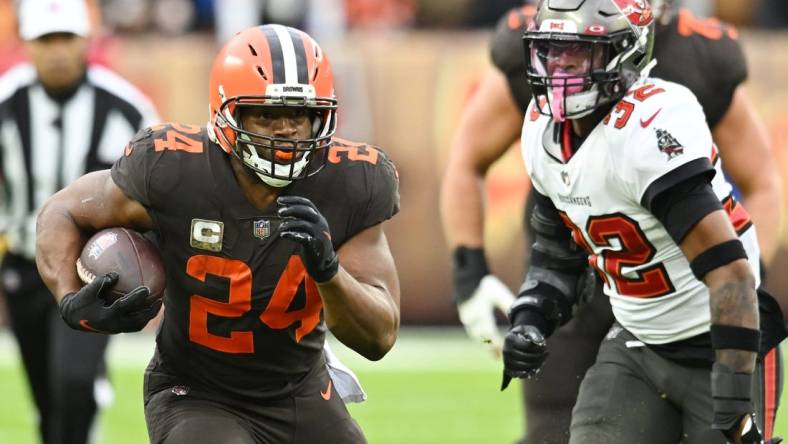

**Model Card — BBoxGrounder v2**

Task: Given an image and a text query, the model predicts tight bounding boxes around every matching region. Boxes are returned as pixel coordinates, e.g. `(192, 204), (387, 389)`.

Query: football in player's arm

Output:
(500, 1), (785, 443)
(36, 25), (399, 443)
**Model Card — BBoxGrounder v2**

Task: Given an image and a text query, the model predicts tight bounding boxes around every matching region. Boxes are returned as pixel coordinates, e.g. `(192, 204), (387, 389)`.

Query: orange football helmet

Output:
(208, 24), (337, 187)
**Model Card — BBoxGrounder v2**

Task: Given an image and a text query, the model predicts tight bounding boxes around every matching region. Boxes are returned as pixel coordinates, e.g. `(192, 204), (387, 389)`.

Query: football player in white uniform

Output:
(501, 1), (785, 443)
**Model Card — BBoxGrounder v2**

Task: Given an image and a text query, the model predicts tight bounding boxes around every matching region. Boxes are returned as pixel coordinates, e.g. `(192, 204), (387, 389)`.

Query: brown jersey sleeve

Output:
(110, 126), (161, 207)
(111, 123), (207, 209)
(346, 148), (400, 237)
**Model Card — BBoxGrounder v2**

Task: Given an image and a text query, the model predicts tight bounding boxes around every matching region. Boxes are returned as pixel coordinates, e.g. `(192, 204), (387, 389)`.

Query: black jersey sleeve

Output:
(489, 6), (535, 113)
(110, 126), (162, 207)
(346, 150), (400, 237)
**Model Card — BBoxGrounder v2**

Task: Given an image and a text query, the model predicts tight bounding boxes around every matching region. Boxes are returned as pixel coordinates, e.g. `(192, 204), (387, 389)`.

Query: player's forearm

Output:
(319, 268), (400, 361)
(741, 180), (783, 265)
(35, 197), (86, 301)
(440, 163), (486, 249)
(706, 263), (759, 373)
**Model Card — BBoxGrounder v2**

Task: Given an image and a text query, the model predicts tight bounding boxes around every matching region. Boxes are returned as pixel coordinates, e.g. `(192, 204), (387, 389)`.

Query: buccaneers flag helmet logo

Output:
(613, 0), (654, 26)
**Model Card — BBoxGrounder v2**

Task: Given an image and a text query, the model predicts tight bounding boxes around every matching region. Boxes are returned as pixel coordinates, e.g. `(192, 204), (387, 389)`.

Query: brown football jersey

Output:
(111, 123), (399, 401)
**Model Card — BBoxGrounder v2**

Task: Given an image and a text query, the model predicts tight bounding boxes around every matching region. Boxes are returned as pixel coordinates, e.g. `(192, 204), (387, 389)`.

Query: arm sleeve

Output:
(512, 189), (588, 335)
(649, 173), (723, 244)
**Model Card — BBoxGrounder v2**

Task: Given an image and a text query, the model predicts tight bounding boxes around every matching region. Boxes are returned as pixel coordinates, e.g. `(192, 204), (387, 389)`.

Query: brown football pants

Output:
(144, 362), (366, 444)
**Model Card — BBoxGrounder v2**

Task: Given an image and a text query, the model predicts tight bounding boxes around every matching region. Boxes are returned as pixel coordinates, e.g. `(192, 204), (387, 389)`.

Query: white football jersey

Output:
(521, 78), (760, 345)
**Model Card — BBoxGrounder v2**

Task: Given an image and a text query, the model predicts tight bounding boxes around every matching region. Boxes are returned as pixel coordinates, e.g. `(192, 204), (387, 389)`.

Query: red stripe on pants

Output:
(764, 348), (777, 439)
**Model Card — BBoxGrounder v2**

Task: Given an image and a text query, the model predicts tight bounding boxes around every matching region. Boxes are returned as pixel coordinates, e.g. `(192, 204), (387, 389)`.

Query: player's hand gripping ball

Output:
(59, 228), (165, 334)
(76, 228), (166, 305)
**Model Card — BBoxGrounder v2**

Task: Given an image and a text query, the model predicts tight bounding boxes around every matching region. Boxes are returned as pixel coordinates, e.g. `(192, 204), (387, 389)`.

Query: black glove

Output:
(501, 323), (548, 390)
(59, 272), (161, 334)
(278, 196), (339, 283)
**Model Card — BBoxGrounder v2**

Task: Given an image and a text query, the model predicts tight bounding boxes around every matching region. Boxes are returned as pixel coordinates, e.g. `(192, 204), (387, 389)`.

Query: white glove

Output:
(457, 275), (516, 357)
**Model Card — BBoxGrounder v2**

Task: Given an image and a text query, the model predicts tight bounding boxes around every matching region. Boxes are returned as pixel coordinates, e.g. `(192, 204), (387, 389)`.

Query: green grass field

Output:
(0, 329), (522, 444)
(0, 329), (785, 444)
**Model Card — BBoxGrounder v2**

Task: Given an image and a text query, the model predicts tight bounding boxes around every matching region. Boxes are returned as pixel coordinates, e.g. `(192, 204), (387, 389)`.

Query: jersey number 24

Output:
(186, 254), (322, 353)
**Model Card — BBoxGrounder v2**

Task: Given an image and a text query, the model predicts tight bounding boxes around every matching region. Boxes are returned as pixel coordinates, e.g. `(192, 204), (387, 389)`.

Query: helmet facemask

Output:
(526, 38), (613, 121)
(523, 0), (655, 122)
(214, 93), (337, 188)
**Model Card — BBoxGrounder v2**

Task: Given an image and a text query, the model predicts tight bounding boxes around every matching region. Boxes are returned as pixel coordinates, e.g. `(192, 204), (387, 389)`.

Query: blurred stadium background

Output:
(1, 0), (788, 442)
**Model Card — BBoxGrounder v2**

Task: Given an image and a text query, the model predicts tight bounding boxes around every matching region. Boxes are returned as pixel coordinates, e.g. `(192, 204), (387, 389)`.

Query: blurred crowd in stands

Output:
(0, 0), (787, 48)
(0, 0), (786, 79)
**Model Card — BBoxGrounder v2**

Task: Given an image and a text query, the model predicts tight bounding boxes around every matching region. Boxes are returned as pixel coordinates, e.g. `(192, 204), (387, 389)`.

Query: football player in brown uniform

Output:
(441, 1), (782, 443)
(35, 25), (400, 444)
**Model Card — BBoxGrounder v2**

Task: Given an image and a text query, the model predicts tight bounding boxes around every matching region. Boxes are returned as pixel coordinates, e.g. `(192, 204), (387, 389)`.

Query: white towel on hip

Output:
(323, 342), (367, 403)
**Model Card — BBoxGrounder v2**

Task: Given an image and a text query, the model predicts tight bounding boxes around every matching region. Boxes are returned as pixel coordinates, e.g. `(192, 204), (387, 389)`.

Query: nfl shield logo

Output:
(253, 219), (271, 240)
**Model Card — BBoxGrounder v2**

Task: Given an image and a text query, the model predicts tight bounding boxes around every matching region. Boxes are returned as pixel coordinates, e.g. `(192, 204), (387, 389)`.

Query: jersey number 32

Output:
(561, 213), (675, 299)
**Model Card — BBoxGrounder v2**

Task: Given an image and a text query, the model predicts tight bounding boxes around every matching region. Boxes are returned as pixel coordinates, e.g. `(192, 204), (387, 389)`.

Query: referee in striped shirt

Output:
(0, 1), (159, 443)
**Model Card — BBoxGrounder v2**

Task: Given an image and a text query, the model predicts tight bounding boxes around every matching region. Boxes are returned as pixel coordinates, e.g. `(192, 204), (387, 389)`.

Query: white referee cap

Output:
(18, 0), (90, 41)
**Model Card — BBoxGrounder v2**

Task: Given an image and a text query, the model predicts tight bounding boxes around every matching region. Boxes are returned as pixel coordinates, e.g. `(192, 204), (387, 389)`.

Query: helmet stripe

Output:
(270, 24), (302, 85)
(287, 28), (309, 84)
(262, 25), (286, 83)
